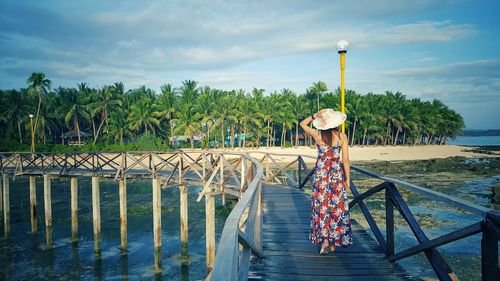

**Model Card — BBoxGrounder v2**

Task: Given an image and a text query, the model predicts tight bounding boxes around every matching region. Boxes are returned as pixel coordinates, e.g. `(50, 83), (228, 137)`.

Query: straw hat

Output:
(312, 109), (347, 130)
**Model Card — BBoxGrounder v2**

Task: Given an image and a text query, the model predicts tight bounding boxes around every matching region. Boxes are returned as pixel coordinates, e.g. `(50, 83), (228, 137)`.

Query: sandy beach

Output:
(210, 144), (499, 163)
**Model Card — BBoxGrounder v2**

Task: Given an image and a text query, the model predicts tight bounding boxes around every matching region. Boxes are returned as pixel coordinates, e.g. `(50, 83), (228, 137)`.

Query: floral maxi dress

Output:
(309, 141), (353, 247)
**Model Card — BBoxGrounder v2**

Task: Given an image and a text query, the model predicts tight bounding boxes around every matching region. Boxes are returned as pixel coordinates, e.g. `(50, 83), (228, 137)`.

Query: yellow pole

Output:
(30, 116), (35, 153)
(339, 51), (346, 133)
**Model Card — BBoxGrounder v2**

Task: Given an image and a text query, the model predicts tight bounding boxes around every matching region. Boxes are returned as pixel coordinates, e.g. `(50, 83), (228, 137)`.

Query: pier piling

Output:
(71, 177), (78, 240)
(119, 178), (127, 252)
(92, 176), (101, 256)
(180, 183), (188, 257)
(205, 193), (215, 272)
(3, 174), (10, 238)
(29, 176), (37, 233)
(152, 177), (162, 271)
(43, 174), (53, 245)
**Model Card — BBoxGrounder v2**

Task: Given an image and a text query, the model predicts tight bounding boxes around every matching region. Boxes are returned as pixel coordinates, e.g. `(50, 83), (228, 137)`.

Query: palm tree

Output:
(27, 72), (51, 139)
(129, 97), (160, 135)
(107, 111), (133, 145)
(196, 86), (216, 148)
(59, 88), (91, 145)
(173, 104), (202, 149)
(309, 81), (327, 111)
(91, 85), (122, 144)
(158, 83), (177, 146)
(2, 89), (34, 143)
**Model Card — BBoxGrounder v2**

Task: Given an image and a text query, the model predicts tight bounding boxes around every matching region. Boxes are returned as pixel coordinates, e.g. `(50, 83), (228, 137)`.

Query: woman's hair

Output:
(320, 127), (339, 145)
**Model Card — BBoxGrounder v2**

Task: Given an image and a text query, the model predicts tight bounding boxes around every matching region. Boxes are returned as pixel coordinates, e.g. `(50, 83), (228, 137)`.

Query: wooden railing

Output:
(347, 166), (499, 281)
(207, 154), (264, 280)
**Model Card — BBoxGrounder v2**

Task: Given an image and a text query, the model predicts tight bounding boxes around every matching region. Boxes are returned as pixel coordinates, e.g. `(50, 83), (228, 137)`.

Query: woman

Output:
(300, 108), (353, 254)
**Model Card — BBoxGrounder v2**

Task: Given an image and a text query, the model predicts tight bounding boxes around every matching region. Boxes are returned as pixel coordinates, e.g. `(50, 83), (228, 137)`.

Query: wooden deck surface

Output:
(248, 184), (414, 281)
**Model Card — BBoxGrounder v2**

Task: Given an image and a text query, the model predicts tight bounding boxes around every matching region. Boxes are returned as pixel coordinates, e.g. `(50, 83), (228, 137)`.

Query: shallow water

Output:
(0, 177), (229, 280)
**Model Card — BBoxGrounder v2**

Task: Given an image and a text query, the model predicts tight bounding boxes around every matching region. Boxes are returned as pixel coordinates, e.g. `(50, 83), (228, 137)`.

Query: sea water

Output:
(448, 135), (500, 146)
(0, 177), (229, 280)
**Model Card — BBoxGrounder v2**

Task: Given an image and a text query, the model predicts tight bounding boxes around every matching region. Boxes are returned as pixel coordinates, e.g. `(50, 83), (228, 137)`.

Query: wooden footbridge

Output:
(0, 151), (498, 281)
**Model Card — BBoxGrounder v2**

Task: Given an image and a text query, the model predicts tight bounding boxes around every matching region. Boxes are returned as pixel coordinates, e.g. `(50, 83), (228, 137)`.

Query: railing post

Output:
(3, 173), (9, 238)
(179, 152), (183, 185)
(29, 176), (37, 233)
(386, 183), (395, 257)
(240, 157), (246, 192)
(220, 155), (225, 205)
(255, 179), (262, 251)
(265, 155), (270, 182)
(482, 214), (499, 281)
(0, 173), (2, 216)
(298, 157), (302, 189)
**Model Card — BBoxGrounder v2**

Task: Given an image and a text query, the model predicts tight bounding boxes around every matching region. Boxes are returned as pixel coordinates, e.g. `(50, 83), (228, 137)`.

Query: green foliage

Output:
(0, 73), (466, 152)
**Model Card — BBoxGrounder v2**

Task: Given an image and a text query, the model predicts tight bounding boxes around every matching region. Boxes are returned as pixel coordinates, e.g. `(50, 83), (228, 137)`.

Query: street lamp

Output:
(337, 40), (348, 133)
(29, 114), (35, 153)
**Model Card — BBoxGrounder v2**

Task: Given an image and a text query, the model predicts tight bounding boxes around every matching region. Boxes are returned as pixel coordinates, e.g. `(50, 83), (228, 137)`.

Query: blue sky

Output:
(1, 0), (499, 129)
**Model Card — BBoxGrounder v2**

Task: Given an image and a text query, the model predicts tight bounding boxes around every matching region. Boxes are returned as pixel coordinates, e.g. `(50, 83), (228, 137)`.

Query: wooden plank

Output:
(248, 272), (410, 281)
(248, 183), (411, 281)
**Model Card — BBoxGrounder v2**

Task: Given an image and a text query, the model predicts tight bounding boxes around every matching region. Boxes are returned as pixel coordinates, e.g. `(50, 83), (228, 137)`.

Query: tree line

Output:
(0, 72), (464, 151)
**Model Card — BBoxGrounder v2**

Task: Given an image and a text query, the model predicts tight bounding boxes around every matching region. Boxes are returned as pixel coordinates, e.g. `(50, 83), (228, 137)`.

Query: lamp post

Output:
(29, 114), (35, 153)
(337, 40), (348, 133)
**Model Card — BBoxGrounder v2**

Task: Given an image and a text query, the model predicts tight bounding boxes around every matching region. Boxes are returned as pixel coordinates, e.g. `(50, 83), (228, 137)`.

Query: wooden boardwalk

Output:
(248, 184), (413, 281)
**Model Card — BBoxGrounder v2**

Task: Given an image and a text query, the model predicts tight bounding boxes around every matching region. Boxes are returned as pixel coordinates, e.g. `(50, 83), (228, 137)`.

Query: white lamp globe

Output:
(337, 40), (349, 53)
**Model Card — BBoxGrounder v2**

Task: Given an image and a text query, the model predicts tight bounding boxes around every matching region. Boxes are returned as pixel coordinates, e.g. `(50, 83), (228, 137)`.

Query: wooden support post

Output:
(240, 158), (246, 192)
(205, 194), (215, 272)
(482, 216), (499, 281)
(119, 178), (127, 253)
(385, 186), (395, 257)
(179, 154), (183, 185)
(92, 176), (101, 256)
(265, 155), (270, 182)
(71, 177), (78, 240)
(220, 156), (225, 205)
(180, 184), (188, 257)
(3, 174), (10, 238)
(202, 153), (206, 182)
(255, 180), (262, 250)
(0, 173), (2, 215)
(298, 157), (302, 189)
(152, 177), (162, 271)
(30, 176), (37, 233)
(44, 174), (53, 245)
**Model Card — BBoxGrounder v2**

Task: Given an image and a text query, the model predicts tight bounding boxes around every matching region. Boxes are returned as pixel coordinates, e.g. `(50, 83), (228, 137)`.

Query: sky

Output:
(1, 0), (499, 129)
